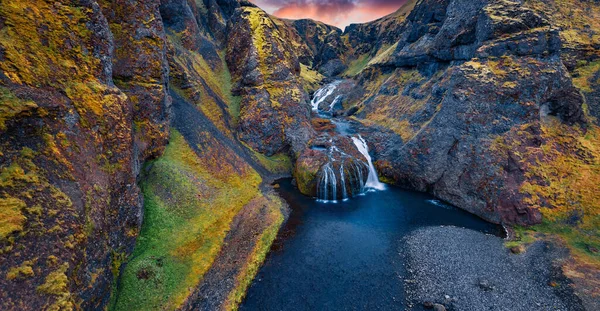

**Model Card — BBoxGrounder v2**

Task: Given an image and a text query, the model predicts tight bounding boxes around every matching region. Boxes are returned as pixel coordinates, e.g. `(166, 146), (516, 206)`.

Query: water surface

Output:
(241, 180), (503, 310)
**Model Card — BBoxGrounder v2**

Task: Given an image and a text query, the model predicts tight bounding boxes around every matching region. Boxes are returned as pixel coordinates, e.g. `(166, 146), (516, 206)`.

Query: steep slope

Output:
(226, 6), (314, 157)
(113, 1), (305, 310)
(0, 0), (307, 310)
(0, 0), (170, 310)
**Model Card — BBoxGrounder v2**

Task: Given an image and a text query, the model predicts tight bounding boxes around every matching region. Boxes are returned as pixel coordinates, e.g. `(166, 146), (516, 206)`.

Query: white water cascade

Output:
(329, 95), (342, 112)
(351, 135), (387, 191)
(311, 81), (341, 111)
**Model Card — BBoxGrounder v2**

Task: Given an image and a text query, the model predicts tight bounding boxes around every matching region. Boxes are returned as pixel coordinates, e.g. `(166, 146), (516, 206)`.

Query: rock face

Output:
(295, 134), (369, 200)
(0, 1), (169, 310)
(345, 0), (597, 225)
(290, 19), (344, 71)
(0, 0), (306, 310)
(227, 6), (314, 156)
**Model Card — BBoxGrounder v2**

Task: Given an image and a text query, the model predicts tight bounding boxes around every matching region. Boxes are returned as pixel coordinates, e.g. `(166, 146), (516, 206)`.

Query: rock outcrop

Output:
(342, 0), (597, 226)
(0, 0), (169, 309)
(0, 0), (305, 310)
(227, 6), (314, 157)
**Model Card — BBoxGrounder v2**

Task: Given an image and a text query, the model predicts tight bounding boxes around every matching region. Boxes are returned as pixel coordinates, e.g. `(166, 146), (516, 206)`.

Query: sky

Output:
(249, 0), (408, 29)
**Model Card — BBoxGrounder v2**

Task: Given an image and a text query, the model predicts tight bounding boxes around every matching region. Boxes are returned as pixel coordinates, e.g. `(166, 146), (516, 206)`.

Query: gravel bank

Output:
(403, 226), (584, 311)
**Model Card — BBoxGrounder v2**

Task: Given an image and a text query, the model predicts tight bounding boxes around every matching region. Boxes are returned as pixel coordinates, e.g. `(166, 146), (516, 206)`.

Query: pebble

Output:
(433, 303), (447, 311)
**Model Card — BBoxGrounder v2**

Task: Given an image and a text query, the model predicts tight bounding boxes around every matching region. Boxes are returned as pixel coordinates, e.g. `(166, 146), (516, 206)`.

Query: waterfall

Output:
(339, 163), (347, 200)
(311, 81), (341, 111)
(329, 95), (342, 112)
(351, 135), (386, 191)
(318, 162), (337, 202)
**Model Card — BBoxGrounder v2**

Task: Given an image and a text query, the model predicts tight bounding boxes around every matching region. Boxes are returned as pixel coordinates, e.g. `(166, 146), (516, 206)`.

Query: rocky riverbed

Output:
(403, 227), (585, 311)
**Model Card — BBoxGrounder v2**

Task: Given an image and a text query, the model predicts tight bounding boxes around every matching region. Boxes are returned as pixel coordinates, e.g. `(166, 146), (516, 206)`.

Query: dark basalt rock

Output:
(351, 0), (589, 225)
(0, 1), (170, 309)
(295, 135), (369, 200)
(226, 6), (314, 157)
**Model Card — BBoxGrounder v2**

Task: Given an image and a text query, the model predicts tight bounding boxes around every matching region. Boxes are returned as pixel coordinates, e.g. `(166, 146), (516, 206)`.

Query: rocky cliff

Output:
(328, 0), (598, 226)
(0, 0), (302, 310)
(0, 0), (170, 309)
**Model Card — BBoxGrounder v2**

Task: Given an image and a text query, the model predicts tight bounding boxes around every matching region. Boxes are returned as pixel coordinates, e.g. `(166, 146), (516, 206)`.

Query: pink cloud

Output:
(250, 0), (407, 29)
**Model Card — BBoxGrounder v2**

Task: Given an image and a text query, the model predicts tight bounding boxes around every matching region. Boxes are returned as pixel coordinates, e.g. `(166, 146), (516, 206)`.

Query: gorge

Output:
(1, 0), (600, 310)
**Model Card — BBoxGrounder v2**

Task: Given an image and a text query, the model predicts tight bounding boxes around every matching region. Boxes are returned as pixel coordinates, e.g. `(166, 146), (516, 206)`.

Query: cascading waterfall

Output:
(339, 163), (347, 200)
(318, 162), (337, 202)
(351, 135), (387, 191)
(311, 81), (341, 111)
(316, 144), (372, 202)
(329, 95), (342, 112)
(312, 81), (386, 202)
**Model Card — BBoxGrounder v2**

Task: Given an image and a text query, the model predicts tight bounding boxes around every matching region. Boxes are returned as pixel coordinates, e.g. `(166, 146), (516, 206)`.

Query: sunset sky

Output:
(249, 0), (408, 29)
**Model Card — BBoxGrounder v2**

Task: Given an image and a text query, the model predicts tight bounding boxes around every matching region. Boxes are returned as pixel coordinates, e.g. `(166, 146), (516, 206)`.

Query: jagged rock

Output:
(0, 1), (170, 309)
(351, 0), (589, 225)
(226, 6), (314, 156)
(295, 136), (369, 200)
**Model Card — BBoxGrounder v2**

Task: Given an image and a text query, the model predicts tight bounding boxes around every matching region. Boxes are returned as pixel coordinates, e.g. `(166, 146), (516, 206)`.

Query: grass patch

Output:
(572, 60), (600, 93)
(300, 64), (324, 93)
(223, 195), (284, 310)
(343, 54), (371, 77)
(112, 130), (263, 311)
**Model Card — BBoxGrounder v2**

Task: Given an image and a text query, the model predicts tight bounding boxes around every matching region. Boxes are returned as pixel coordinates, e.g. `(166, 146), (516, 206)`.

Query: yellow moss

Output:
(243, 7), (293, 79)
(37, 263), (74, 311)
(0, 196), (26, 239)
(47, 255), (58, 266)
(525, 0), (600, 48)
(0, 86), (37, 131)
(38, 263), (69, 295)
(299, 64), (324, 92)
(169, 34), (237, 132)
(572, 60), (600, 93)
(519, 120), (600, 227)
(0, 0), (98, 87)
(224, 195), (285, 311)
(368, 42), (399, 66)
(0, 161), (39, 188)
(6, 260), (34, 280)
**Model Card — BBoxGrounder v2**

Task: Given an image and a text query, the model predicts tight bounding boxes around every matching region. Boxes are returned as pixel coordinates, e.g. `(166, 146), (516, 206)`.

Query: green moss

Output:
(245, 144), (293, 175)
(113, 130), (263, 311)
(343, 54), (371, 77)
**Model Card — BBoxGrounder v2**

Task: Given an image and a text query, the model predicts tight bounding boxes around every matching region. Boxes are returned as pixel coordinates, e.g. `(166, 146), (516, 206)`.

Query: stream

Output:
(240, 82), (504, 310)
(240, 180), (504, 310)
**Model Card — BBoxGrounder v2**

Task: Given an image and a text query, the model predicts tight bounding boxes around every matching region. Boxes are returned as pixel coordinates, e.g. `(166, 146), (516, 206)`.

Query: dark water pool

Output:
(241, 180), (503, 310)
